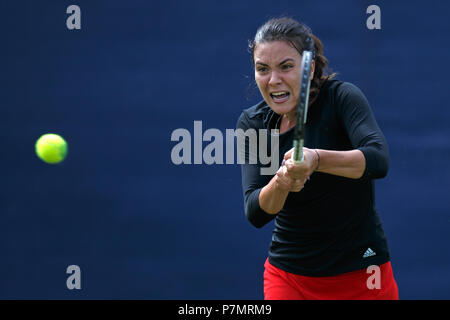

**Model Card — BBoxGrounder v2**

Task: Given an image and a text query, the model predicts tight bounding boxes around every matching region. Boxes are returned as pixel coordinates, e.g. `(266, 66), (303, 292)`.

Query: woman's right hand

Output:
(274, 164), (306, 192)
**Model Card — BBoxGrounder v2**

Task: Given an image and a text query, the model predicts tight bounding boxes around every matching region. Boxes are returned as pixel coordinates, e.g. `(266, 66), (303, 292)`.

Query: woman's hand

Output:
(274, 165), (306, 192)
(282, 147), (319, 183)
(274, 147), (318, 192)
(259, 147), (319, 214)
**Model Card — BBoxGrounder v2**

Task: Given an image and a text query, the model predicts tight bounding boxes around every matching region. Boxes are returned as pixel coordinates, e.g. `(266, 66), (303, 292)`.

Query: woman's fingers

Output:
(285, 159), (309, 180)
(276, 165), (306, 192)
(284, 148), (294, 161)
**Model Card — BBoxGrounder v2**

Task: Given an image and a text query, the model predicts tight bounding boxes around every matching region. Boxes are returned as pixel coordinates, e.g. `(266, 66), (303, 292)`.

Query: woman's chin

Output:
(267, 101), (296, 115)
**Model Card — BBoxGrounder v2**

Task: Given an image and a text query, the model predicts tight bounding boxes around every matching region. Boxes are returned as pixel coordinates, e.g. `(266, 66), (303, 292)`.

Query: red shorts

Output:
(263, 258), (399, 300)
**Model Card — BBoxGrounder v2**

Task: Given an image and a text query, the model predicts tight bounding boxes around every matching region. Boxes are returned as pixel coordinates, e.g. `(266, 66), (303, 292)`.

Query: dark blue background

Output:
(1, 0), (449, 299)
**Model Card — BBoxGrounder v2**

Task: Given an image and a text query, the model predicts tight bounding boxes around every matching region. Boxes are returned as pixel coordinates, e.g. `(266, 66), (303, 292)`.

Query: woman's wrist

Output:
(259, 180), (289, 214)
(313, 149), (321, 171)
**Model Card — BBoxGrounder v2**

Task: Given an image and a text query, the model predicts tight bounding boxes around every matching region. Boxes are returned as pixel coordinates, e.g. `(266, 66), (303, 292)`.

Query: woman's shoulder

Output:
(240, 100), (271, 119)
(322, 78), (357, 92)
(321, 79), (367, 103)
(324, 78), (366, 94)
(236, 100), (272, 129)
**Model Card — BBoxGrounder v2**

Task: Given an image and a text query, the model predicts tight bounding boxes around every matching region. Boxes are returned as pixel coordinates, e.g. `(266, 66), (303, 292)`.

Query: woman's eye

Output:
(282, 64), (293, 70)
(257, 67), (268, 73)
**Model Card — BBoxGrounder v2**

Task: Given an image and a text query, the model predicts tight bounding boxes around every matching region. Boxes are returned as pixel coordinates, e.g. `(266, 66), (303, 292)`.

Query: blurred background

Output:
(0, 0), (449, 299)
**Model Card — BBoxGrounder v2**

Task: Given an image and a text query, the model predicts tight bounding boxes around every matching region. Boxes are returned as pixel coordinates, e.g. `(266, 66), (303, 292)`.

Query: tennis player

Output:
(237, 17), (399, 300)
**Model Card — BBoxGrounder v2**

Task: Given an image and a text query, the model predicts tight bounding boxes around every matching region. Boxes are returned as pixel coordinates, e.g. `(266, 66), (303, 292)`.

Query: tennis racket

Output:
(292, 50), (313, 163)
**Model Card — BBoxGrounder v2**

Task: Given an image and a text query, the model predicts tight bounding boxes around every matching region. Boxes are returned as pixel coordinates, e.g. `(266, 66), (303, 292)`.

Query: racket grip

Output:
(292, 140), (304, 163)
(292, 152), (304, 163)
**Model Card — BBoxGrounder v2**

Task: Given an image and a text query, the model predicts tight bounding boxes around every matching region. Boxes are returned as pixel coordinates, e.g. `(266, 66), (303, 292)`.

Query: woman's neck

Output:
(279, 112), (297, 134)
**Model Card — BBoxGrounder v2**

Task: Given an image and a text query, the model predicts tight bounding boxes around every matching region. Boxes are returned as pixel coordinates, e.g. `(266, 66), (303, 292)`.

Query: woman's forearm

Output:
(315, 149), (366, 179)
(258, 149), (366, 215)
(258, 176), (290, 214)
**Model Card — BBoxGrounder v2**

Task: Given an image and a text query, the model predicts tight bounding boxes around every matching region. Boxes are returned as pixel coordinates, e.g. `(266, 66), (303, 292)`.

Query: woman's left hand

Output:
(283, 147), (318, 182)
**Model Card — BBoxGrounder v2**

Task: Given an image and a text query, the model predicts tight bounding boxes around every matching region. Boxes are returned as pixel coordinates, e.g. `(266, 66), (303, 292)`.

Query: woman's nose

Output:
(268, 71), (282, 86)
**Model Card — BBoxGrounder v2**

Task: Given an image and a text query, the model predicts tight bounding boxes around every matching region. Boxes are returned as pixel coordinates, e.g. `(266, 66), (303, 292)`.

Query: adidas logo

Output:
(363, 248), (376, 258)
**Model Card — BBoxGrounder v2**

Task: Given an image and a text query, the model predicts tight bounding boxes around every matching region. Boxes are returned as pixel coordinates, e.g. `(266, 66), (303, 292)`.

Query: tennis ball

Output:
(35, 133), (68, 164)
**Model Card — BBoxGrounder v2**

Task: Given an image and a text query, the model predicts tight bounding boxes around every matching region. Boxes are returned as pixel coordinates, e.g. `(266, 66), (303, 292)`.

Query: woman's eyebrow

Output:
(278, 58), (295, 65)
(255, 58), (295, 67)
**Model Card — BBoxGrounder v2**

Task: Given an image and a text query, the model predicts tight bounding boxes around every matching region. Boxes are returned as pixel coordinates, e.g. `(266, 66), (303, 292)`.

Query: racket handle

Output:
(292, 140), (304, 163)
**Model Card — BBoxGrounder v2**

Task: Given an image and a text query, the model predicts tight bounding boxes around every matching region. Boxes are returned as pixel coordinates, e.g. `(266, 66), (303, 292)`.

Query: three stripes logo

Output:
(363, 248), (376, 258)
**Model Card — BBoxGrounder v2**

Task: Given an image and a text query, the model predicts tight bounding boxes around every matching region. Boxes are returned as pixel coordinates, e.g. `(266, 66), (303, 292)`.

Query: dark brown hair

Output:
(249, 17), (336, 104)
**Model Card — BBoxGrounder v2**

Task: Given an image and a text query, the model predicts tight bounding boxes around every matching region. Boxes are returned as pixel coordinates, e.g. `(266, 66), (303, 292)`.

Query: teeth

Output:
(272, 92), (288, 96)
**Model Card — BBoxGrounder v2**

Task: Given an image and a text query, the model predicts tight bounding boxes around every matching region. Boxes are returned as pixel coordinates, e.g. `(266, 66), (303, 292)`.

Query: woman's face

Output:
(254, 40), (313, 116)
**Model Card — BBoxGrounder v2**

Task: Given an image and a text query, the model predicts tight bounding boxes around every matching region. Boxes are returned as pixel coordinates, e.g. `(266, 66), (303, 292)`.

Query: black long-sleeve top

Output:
(237, 79), (391, 276)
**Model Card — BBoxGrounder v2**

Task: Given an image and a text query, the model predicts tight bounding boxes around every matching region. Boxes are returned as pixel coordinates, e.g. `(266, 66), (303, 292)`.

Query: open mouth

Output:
(270, 91), (290, 103)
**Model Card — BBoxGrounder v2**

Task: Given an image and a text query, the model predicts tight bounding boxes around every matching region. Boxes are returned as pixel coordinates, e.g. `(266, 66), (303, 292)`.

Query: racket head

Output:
(292, 51), (313, 163)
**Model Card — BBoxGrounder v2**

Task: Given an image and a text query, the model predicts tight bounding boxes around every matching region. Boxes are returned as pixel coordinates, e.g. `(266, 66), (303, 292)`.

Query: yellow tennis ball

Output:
(35, 133), (68, 164)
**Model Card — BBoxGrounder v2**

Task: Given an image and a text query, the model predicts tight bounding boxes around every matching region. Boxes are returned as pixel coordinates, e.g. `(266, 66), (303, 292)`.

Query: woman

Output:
(237, 17), (399, 300)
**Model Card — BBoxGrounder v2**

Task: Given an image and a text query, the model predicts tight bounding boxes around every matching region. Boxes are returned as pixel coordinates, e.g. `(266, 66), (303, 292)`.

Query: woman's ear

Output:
(310, 60), (315, 79)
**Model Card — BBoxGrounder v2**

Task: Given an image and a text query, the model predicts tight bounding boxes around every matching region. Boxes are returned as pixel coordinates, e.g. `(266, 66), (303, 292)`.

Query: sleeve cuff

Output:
(358, 146), (389, 179)
(246, 188), (276, 228)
